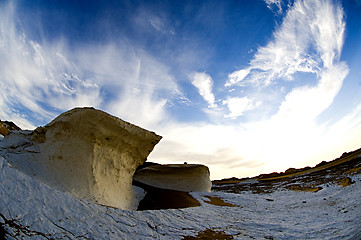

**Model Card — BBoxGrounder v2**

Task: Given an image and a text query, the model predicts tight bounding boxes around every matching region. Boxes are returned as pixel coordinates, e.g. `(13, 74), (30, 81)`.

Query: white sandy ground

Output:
(1, 145), (361, 239)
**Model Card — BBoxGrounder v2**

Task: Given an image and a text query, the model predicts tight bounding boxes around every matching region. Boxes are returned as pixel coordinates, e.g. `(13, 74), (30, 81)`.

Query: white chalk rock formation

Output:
(1, 107), (162, 210)
(134, 164), (212, 192)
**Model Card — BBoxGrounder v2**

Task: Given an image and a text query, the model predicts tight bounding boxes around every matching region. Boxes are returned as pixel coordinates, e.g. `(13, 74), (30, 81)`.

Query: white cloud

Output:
(309, 0), (346, 69)
(132, 8), (175, 36)
(0, 1), (181, 130)
(190, 72), (217, 109)
(227, 0), (346, 88)
(217, 0), (350, 175)
(264, 0), (283, 13)
(107, 90), (169, 130)
(0, 27), (102, 126)
(223, 97), (260, 118)
(149, 16), (175, 35)
(226, 68), (250, 87)
(226, 0), (347, 120)
(275, 63), (348, 123)
(271, 0), (347, 124)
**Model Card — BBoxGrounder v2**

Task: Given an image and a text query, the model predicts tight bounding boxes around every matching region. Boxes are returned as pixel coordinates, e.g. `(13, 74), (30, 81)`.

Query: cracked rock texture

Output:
(1, 107), (162, 210)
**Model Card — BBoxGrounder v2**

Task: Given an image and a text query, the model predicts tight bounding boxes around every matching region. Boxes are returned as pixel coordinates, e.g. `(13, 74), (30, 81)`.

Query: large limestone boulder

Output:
(1, 107), (162, 210)
(133, 164), (212, 192)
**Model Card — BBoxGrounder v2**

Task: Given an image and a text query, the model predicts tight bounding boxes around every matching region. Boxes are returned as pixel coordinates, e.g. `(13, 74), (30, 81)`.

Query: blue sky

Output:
(1, 0), (361, 179)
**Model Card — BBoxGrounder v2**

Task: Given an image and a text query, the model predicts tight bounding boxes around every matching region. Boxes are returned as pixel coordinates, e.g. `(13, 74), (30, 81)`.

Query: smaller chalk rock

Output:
(133, 164), (212, 192)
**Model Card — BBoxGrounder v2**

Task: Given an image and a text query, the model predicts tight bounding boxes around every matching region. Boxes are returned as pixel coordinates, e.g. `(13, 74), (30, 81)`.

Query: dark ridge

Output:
(2, 121), (21, 131)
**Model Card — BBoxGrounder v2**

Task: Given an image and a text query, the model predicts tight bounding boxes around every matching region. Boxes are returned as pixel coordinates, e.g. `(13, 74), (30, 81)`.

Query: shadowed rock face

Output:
(133, 181), (202, 211)
(2, 121), (21, 131)
(1, 107), (162, 210)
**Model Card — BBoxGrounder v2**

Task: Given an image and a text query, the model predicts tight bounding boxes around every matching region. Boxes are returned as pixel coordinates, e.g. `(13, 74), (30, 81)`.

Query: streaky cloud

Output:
(0, 1), (181, 130)
(227, 0), (346, 88)
(190, 72), (217, 109)
(226, 0), (348, 121)
(264, 0), (284, 13)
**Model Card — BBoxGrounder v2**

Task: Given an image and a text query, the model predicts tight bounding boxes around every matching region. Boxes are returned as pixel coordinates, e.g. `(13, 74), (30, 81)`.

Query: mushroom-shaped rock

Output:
(2, 108), (162, 210)
(133, 164), (212, 192)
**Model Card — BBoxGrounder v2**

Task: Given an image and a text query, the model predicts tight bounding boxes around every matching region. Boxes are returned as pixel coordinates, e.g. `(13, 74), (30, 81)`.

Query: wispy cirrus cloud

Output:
(229, 0), (346, 86)
(0, 2), (99, 128)
(0, 1), (181, 130)
(132, 7), (175, 36)
(264, 0), (284, 13)
(190, 72), (217, 109)
(149, 16), (175, 35)
(226, 0), (347, 118)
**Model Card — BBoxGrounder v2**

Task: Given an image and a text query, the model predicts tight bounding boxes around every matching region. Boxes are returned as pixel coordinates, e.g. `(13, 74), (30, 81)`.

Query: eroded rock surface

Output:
(1, 107), (162, 210)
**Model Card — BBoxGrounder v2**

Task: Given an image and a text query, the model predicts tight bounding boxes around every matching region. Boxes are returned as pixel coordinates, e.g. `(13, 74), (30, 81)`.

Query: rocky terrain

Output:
(0, 109), (360, 239)
(212, 147), (361, 195)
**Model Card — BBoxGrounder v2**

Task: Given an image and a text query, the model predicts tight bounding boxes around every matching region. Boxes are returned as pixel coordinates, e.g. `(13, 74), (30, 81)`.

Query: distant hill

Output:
(213, 147), (361, 194)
